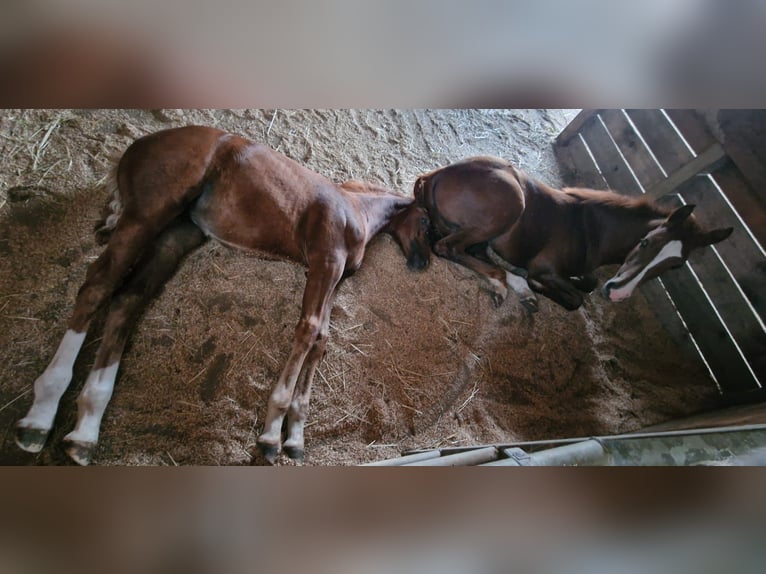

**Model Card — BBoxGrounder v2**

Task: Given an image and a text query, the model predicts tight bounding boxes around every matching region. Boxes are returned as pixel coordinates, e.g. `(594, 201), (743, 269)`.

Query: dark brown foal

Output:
(16, 125), (430, 465)
(403, 156), (732, 311)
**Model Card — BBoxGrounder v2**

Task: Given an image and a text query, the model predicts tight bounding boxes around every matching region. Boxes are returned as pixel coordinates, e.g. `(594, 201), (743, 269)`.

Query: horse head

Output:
(601, 204), (733, 302)
(387, 203), (432, 271)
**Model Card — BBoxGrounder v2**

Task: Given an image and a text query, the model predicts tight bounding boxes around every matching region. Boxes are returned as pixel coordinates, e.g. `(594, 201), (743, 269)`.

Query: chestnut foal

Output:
(15, 125), (430, 465)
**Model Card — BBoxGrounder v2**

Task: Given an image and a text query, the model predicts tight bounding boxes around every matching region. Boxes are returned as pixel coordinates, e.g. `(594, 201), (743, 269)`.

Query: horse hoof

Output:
(521, 297), (539, 313)
(63, 440), (96, 466)
(15, 426), (49, 453)
(283, 445), (304, 463)
(257, 442), (280, 465)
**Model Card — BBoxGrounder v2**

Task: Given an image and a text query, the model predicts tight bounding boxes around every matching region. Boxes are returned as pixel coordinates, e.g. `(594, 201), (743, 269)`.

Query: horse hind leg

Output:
(433, 229), (511, 307)
(15, 331), (88, 453)
(62, 217), (206, 465)
(15, 217), (161, 453)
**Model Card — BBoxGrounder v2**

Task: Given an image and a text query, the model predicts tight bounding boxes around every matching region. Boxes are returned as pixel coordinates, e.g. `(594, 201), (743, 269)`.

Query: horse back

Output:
(416, 156), (526, 238)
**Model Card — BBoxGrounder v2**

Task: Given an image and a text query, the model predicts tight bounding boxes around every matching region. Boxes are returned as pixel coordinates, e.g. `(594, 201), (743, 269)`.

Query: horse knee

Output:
(434, 239), (450, 257)
(571, 274), (597, 293)
(295, 316), (322, 347)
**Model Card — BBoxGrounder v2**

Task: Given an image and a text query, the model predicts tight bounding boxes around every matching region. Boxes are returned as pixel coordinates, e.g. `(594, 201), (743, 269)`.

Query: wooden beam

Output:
(555, 109), (599, 146)
(645, 143), (726, 198)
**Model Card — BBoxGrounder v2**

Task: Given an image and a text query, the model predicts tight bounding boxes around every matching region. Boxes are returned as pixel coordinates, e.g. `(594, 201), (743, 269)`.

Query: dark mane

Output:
(562, 187), (669, 218)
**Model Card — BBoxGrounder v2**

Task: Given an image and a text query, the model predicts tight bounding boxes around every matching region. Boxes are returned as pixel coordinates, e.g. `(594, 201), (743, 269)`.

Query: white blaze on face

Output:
(609, 240), (683, 301)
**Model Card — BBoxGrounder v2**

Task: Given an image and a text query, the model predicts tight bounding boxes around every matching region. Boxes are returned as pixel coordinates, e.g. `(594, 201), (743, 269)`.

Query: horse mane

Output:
(562, 187), (670, 218)
(340, 180), (396, 195)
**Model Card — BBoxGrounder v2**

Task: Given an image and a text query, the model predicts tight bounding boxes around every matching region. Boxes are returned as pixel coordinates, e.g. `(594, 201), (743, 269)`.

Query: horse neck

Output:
(588, 200), (666, 266)
(348, 192), (412, 240)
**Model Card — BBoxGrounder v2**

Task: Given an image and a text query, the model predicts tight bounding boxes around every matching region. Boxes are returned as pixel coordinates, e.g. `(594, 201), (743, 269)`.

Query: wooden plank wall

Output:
(555, 109), (766, 402)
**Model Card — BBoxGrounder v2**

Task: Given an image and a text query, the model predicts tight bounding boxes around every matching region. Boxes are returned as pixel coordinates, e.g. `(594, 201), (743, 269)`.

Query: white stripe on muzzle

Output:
(608, 240), (683, 301)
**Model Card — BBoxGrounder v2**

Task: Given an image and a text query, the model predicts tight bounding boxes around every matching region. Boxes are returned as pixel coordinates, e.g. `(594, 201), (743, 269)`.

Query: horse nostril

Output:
(408, 253), (429, 271)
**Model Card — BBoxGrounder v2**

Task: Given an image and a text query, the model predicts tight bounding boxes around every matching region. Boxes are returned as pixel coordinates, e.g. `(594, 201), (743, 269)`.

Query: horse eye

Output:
(419, 217), (428, 226)
(640, 238), (649, 249)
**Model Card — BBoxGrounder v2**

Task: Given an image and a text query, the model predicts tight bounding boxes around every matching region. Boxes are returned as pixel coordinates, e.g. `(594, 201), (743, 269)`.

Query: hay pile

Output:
(0, 109), (719, 465)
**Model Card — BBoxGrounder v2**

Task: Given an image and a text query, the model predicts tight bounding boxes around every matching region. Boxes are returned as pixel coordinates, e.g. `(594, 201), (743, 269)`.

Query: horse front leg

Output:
(570, 274), (598, 293)
(256, 256), (345, 464)
(281, 299), (334, 463)
(485, 246), (538, 312)
(526, 268), (585, 311)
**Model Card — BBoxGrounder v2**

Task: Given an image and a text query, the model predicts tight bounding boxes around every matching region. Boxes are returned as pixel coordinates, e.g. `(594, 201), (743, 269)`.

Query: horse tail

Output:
(93, 160), (123, 245)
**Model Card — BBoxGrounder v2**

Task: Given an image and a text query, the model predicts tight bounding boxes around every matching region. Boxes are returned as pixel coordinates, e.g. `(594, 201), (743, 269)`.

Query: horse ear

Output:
(413, 176), (426, 203)
(666, 204), (696, 228)
(701, 227), (733, 246)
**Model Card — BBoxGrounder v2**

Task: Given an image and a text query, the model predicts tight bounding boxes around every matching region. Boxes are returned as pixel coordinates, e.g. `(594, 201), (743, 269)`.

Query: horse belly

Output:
(190, 180), (304, 262)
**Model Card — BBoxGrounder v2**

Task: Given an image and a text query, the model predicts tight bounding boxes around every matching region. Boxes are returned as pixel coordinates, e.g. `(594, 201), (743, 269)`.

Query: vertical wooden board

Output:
(579, 115), (718, 377)
(659, 267), (760, 393)
(554, 133), (608, 190)
(599, 109), (665, 189)
(664, 109), (716, 154)
(682, 238), (766, 388)
(625, 109), (694, 174)
(678, 175), (766, 322)
(717, 110), (766, 201)
(579, 114), (643, 195)
(711, 161), (766, 249)
(638, 280), (703, 362)
(582, 114), (757, 390)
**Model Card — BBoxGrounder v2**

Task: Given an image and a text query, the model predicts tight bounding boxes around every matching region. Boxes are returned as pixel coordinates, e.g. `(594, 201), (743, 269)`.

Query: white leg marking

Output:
(259, 360), (307, 447)
(17, 330), (87, 435)
(610, 240), (683, 301)
(505, 271), (533, 296)
(283, 417), (305, 451)
(259, 315), (324, 448)
(64, 361), (120, 446)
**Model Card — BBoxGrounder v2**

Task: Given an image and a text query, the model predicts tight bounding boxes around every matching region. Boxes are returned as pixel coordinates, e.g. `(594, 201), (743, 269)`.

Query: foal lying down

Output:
(405, 156), (732, 311)
(16, 125), (431, 465)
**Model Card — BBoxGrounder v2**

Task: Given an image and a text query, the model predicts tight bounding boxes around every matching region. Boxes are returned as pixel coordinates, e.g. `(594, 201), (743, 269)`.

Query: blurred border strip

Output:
(1, 0), (766, 107)
(0, 467), (764, 574)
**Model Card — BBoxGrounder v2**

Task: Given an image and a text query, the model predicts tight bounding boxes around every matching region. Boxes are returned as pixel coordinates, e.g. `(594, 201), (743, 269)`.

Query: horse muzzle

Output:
(601, 280), (630, 302)
(407, 250), (430, 271)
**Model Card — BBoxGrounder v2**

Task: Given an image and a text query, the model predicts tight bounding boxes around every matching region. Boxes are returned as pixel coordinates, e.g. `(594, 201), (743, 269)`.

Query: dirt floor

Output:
(0, 109), (721, 466)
